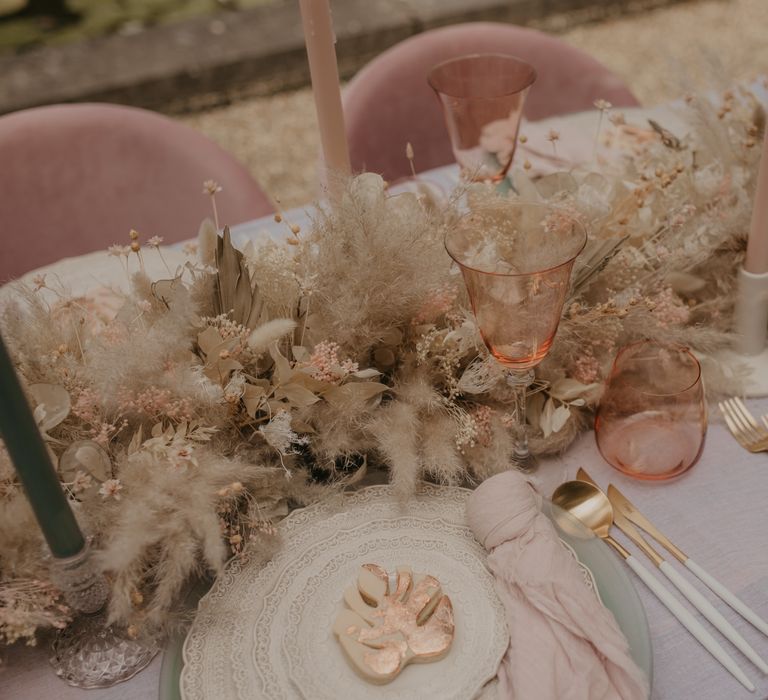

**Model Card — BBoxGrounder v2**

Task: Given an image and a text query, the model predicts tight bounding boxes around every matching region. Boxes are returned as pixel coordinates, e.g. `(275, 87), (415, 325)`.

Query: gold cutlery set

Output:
(553, 469), (768, 692)
(719, 397), (768, 453)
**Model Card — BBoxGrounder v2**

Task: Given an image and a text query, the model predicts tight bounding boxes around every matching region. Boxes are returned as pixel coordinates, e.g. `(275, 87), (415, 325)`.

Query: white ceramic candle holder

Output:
(724, 267), (768, 397)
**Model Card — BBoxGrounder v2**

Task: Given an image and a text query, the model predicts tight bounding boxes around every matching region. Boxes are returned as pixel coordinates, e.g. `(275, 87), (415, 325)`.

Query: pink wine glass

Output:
(595, 340), (707, 480)
(445, 200), (586, 471)
(428, 53), (536, 183)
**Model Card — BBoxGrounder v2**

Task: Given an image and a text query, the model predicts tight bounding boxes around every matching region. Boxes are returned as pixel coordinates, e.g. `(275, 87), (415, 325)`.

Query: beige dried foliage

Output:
(299, 174), (450, 356)
(0, 85), (763, 646)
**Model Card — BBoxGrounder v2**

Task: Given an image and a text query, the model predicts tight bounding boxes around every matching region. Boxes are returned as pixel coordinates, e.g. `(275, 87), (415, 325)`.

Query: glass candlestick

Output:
(48, 538), (158, 688)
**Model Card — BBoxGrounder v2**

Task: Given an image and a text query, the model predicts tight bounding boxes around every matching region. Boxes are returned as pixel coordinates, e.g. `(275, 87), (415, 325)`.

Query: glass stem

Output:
(506, 369), (535, 471)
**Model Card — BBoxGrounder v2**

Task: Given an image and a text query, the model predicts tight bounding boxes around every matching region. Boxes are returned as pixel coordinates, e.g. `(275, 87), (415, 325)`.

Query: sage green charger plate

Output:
(158, 501), (653, 700)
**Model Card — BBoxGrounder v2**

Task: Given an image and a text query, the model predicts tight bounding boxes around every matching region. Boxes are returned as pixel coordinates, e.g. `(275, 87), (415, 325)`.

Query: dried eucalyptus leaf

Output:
(128, 426), (144, 456)
(666, 271), (706, 294)
(289, 370), (331, 393)
(197, 326), (224, 356)
(58, 440), (111, 498)
(292, 346), (310, 363)
(549, 378), (599, 402)
(275, 383), (321, 407)
(204, 358), (243, 383)
(291, 419), (317, 434)
(540, 398), (571, 437)
(269, 342), (293, 385)
(152, 277), (182, 308)
(551, 405), (571, 434)
(29, 383), (70, 432)
(323, 382), (388, 408)
(243, 384), (267, 417)
(352, 368), (381, 379)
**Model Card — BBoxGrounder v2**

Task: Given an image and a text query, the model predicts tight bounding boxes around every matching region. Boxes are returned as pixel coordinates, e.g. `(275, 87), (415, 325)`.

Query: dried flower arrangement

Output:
(0, 85), (763, 652)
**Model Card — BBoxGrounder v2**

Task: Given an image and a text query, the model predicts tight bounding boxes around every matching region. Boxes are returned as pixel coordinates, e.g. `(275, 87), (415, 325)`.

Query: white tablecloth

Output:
(4, 96), (768, 700)
(5, 421), (767, 700)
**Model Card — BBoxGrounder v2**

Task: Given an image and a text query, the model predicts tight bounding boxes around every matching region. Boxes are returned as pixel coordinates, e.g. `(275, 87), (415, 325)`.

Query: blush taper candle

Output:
(0, 332), (85, 558)
(298, 0), (351, 183)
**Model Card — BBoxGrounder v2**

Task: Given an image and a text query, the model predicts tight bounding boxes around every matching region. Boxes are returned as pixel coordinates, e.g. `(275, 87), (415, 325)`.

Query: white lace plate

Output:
(180, 484), (597, 700)
(281, 520), (503, 700)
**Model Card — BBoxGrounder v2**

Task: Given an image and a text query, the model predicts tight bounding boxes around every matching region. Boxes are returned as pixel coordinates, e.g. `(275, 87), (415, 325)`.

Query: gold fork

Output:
(718, 397), (768, 452)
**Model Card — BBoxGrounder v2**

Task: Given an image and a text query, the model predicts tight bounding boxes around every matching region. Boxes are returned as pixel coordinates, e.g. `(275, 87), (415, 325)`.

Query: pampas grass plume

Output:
(247, 319), (296, 354)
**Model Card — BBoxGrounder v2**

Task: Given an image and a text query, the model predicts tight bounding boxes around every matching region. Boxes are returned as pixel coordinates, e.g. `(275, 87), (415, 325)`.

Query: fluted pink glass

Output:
(445, 200), (586, 471)
(595, 341), (707, 481)
(428, 53), (536, 183)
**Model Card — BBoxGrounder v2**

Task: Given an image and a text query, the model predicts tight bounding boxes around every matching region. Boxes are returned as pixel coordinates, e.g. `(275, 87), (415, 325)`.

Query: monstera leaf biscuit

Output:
(333, 564), (455, 683)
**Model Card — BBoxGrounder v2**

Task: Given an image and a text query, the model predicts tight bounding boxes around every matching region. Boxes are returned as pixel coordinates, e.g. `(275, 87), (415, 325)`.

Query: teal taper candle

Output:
(0, 332), (84, 558)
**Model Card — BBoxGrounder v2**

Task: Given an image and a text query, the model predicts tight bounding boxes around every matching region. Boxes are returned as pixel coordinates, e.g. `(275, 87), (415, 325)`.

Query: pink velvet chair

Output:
(343, 22), (640, 181)
(0, 103), (274, 282)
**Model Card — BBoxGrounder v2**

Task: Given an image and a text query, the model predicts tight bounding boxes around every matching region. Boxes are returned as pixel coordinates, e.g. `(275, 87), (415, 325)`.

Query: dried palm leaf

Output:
(214, 227), (263, 329)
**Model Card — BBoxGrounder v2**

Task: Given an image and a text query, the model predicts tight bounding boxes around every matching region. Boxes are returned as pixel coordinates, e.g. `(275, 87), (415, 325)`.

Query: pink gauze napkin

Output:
(467, 470), (649, 700)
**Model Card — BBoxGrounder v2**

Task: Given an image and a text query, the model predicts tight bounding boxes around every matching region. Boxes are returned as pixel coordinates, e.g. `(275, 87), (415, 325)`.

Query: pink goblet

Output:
(445, 200), (586, 471)
(428, 53), (536, 183)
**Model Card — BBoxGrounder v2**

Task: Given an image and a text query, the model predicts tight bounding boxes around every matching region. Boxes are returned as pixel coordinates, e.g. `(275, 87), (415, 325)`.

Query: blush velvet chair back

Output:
(343, 22), (640, 182)
(0, 103), (274, 282)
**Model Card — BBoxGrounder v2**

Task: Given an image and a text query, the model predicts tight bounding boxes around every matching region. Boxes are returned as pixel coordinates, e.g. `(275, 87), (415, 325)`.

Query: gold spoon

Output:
(552, 480), (754, 693)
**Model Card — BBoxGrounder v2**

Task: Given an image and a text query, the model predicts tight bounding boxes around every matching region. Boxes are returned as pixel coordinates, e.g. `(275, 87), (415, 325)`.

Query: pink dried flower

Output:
(71, 470), (93, 494)
(99, 479), (123, 500)
(203, 180), (223, 195)
(91, 422), (117, 447)
(182, 241), (199, 256)
(71, 387), (102, 426)
(117, 387), (193, 422)
(650, 287), (690, 327)
(470, 405), (494, 447)
(573, 354), (600, 384)
(31, 274), (47, 291)
(306, 341), (358, 383)
(168, 441), (198, 471)
(609, 112), (626, 126)
(147, 236), (163, 247)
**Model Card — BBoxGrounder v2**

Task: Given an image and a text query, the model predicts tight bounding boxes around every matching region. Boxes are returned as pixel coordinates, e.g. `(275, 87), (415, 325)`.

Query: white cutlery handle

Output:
(625, 556), (755, 692)
(660, 561), (768, 674)
(686, 557), (768, 638)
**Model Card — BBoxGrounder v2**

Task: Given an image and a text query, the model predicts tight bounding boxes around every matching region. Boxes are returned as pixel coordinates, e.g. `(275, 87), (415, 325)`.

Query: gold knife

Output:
(605, 484), (687, 562)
